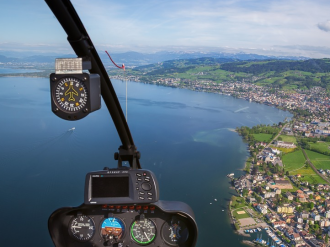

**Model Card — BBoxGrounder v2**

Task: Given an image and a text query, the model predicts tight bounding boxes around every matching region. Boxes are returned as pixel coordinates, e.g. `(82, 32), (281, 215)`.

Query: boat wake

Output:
(234, 106), (249, 113)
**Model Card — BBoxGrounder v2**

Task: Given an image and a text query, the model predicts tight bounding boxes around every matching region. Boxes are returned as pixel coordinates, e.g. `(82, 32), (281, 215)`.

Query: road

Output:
(258, 123), (288, 156)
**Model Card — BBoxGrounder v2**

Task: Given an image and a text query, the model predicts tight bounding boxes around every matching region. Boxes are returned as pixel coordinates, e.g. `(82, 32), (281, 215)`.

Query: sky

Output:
(0, 0), (330, 58)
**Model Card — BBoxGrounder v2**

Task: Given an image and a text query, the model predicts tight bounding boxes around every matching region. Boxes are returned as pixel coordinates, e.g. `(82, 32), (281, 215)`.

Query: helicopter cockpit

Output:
(45, 0), (198, 246)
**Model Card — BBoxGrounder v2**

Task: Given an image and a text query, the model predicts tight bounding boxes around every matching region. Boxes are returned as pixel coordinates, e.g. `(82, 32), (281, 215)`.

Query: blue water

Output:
(0, 77), (292, 246)
(0, 67), (43, 74)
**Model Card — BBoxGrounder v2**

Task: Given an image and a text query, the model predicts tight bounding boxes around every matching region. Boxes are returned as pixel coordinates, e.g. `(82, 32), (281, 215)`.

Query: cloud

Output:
(318, 20), (330, 32)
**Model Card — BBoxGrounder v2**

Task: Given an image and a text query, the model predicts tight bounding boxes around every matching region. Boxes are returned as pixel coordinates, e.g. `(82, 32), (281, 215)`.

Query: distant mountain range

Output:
(0, 50), (309, 67)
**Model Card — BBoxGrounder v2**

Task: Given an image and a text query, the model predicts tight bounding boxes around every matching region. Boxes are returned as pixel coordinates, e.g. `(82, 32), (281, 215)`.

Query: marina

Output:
(243, 227), (287, 247)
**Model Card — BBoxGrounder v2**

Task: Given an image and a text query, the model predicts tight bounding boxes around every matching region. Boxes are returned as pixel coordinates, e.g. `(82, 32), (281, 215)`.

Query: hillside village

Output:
(111, 74), (330, 121)
(230, 118), (330, 247)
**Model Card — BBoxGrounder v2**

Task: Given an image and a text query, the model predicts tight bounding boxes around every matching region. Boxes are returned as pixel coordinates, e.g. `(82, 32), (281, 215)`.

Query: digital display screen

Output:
(92, 176), (129, 198)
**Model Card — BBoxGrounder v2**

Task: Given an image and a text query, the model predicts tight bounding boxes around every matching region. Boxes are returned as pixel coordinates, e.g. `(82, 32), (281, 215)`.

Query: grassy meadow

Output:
(309, 141), (330, 155)
(253, 133), (273, 143)
(305, 149), (330, 170)
(282, 150), (326, 184)
(278, 135), (297, 144)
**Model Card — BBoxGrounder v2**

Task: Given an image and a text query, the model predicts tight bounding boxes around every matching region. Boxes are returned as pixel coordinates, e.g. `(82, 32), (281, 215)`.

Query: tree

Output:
(314, 222), (320, 233)
(282, 197), (288, 204)
(308, 202), (314, 210)
(252, 166), (259, 175)
(256, 196), (262, 203)
(242, 188), (249, 197)
(286, 171), (289, 176)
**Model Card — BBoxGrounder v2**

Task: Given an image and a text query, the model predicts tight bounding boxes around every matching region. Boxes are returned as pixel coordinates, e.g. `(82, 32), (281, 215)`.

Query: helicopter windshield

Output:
(1, 0), (330, 247)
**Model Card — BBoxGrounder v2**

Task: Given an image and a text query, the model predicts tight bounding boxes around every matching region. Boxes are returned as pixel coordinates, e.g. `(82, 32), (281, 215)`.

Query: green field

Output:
(231, 196), (246, 209)
(253, 133), (273, 142)
(278, 135), (297, 144)
(309, 141), (330, 155)
(233, 209), (250, 219)
(305, 149), (330, 170)
(282, 150), (326, 184)
(282, 150), (306, 171)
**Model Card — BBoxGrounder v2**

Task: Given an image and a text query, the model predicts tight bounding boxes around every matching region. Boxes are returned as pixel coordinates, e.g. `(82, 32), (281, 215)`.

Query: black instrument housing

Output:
(84, 168), (159, 205)
(48, 201), (198, 247)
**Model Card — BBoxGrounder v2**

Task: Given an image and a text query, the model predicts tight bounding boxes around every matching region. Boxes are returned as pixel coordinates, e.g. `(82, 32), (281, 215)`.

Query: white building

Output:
(257, 204), (268, 214)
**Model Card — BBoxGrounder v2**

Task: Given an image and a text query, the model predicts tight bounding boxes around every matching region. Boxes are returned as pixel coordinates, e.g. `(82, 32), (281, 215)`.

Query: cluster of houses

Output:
(232, 170), (330, 246)
(255, 145), (283, 166)
(251, 189), (330, 246)
(319, 169), (330, 178)
(294, 120), (330, 138)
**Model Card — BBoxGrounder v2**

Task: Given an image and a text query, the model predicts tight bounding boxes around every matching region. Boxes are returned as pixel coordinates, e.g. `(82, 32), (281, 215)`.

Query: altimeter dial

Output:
(69, 215), (95, 241)
(54, 77), (88, 113)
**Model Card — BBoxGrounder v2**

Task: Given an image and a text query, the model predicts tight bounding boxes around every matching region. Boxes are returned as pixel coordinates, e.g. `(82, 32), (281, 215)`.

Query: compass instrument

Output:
(50, 73), (100, 121)
(50, 57), (101, 121)
(54, 76), (88, 113)
(69, 215), (95, 241)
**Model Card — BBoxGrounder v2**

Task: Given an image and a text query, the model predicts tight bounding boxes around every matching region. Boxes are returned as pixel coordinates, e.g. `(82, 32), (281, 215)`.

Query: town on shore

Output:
(112, 73), (330, 247)
(112, 74), (329, 121)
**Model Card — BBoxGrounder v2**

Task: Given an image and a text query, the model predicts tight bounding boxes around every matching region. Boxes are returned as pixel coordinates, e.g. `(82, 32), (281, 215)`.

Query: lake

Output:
(0, 77), (291, 246)
(0, 67), (43, 74)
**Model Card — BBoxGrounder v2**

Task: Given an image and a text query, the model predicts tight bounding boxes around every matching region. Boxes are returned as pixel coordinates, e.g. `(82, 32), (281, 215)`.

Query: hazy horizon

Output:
(1, 0), (330, 59)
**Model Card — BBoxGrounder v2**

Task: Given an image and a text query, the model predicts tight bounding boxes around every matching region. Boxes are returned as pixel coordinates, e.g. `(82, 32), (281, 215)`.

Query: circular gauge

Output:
(161, 217), (189, 246)
(69, 215), (95, 241)
(53, 76), (88, 113)
(131, 216), (156, 245)
(101, 217), (125, 241)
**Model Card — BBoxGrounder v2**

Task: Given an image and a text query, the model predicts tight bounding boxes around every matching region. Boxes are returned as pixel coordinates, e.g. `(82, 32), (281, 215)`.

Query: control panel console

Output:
(84, 168), (159, 205)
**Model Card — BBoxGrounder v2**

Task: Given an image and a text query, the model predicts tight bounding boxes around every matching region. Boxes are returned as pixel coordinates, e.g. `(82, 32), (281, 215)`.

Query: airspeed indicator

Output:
(131, 215), (156, 245)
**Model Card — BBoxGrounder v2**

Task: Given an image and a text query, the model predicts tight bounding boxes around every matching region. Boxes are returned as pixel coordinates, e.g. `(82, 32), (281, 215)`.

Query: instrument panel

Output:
(49, 201), (198, 247)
